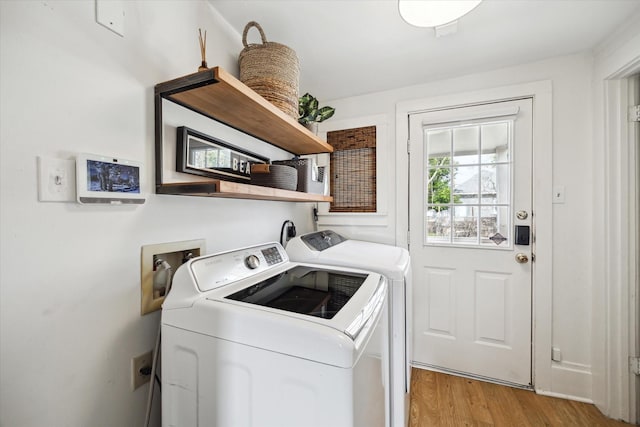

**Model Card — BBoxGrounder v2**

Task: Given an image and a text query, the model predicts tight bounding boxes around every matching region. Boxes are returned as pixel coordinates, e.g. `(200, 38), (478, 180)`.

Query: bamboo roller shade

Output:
(327, 126), (377, 213)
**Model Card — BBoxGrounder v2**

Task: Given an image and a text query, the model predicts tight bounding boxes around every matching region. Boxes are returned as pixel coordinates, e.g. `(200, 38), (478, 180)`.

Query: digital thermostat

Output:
(76, 153), (145, 204)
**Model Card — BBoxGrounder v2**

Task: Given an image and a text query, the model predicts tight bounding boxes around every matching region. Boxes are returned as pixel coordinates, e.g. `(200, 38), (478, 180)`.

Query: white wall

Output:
(323, 53), (597, 399)
(0, 1), (312, 426)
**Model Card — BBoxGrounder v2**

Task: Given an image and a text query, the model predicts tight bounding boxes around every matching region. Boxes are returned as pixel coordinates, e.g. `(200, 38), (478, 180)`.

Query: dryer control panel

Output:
(300, 230), (347, 251)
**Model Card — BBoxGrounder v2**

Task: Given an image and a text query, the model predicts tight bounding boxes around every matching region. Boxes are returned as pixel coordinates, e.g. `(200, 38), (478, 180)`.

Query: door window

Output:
(424, 119), (513, 248)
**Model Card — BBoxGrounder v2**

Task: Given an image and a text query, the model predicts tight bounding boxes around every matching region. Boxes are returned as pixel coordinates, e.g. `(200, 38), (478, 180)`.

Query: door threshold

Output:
(411, 361), (534, 391)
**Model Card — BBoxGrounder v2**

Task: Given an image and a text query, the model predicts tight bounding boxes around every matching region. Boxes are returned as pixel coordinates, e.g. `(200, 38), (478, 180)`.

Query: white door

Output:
(409, 98), (533, 386)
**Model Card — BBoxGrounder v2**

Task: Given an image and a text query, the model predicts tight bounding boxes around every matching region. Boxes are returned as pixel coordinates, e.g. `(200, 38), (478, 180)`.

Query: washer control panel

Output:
(245, 254), (260, 269)
(190, 243), (288, 292)
(261, 246), (283, 265)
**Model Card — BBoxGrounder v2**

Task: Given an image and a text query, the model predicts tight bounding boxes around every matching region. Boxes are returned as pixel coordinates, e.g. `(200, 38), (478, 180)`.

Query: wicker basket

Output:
(250, 164), (298, 191)
(239, 21), (300, 119)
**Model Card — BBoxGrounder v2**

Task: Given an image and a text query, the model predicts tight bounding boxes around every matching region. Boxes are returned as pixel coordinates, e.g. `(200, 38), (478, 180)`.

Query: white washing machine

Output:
(286, 230), (412, 427)
(161, 242), (389, 427)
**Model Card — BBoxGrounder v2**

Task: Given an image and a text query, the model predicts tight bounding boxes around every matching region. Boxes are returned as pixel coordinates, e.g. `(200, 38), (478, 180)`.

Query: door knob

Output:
(516, 210), (528, 220)
(515, 253), (529, 264)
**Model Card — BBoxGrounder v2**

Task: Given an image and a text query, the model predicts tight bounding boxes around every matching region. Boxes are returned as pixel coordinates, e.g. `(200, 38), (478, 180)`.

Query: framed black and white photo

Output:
(176, 126), (269, 182)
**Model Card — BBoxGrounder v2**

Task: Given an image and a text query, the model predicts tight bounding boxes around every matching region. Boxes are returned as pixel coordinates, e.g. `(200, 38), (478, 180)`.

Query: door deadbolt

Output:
(516, 210), (528, 220)
(515, 253), (529, 264)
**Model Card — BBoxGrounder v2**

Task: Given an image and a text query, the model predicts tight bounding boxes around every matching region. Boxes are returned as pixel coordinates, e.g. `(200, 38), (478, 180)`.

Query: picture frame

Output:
(176, 126), (269, 182)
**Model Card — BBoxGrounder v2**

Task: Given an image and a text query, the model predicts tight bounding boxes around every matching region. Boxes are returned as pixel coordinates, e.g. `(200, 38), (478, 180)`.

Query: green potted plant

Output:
(298, 93), (335, 133)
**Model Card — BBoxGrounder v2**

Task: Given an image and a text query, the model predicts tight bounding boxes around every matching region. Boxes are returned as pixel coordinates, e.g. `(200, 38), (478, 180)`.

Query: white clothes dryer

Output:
(161, 242), (389, 427)
(286, 230), (412, 427)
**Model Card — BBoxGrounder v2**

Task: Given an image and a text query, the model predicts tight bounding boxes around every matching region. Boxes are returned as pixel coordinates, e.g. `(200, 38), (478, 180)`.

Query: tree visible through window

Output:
(327, 126), (376, 212)
(427, 156), (461, 210)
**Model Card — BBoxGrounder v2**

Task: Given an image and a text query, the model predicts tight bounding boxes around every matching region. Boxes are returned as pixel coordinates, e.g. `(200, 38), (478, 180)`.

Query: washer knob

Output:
(245, 254), (260, 269)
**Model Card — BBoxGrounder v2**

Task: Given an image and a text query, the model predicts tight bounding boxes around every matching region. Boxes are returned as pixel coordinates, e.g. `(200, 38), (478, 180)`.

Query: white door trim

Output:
(595, 60), (640, 423)
(395, 80), (553, 392)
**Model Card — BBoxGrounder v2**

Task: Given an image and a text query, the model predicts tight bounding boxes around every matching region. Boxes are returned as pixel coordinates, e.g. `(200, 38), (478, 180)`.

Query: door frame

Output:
(395, 80), (553, 393)
(593, 55), (640, 422)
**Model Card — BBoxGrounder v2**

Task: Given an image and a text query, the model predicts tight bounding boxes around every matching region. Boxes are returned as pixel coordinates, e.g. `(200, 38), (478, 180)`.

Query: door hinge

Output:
(407, 230), (411, 247)
(407, 139), (411, 154)
(629, 105), (640, 122)
(631, 357), (640, 375)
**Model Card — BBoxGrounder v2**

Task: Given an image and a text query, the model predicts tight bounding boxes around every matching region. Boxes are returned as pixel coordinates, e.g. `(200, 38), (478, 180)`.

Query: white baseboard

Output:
(537, 361), (593, 403)
(537, 389), (593, 404)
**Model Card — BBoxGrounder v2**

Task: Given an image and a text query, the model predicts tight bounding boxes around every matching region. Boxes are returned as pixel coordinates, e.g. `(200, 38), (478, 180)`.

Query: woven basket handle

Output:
(242, 21), (267, 47)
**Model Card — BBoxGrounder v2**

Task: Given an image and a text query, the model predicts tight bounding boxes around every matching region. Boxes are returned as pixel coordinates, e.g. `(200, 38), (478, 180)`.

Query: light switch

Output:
(37, 157), (76, 202)
(552, 185), (565, 204)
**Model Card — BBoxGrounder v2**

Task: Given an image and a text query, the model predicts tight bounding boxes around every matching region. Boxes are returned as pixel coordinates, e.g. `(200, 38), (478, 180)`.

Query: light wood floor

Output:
(409, 368), (637, 426)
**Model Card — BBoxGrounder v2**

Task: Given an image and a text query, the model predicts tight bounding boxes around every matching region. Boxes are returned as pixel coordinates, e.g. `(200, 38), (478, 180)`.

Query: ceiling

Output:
(209, 0), (640, 101)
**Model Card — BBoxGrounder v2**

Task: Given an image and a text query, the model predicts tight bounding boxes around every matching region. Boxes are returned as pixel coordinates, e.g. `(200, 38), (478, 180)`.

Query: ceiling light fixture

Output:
(398, 0), (483, 28)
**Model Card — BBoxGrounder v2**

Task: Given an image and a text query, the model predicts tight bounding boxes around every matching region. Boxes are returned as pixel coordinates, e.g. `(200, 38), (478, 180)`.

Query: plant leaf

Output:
(308, 98), (319, 111)
(307, 107), (318, 122)
(317, 106), (335, 122)
(299, 93), (313, 109)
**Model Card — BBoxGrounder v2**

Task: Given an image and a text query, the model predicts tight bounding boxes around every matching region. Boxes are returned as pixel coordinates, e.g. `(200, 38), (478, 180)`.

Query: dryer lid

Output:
(287, 231), (410, 280)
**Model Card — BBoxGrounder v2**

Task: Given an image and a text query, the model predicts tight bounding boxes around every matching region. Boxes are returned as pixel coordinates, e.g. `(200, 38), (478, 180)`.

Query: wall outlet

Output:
(140, 239), (205, 315)
(131, 350), (153, 391)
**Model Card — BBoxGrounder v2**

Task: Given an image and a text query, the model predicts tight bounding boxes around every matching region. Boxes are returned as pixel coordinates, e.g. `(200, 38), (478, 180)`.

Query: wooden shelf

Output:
(155, 67), (333, 155)
(154, 66), (334, 202)
(157, 181), (332, 203)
